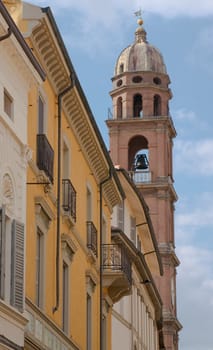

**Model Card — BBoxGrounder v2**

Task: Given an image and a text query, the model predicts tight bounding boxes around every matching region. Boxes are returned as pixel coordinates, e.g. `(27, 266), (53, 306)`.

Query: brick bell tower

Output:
(107, 16), (182, 350)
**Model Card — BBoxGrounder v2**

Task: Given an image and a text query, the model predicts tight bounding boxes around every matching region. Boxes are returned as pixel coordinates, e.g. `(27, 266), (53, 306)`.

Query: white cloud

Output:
(175, 189), (213, 349)
(177, 244), (213, 350)
(175, 192), (213, 250)
(33, 0), (213, 18)
(173, 108), (197, 121)
(31, 0), (213, 54)
(174, 138), (213, 175)
(187, 26), (213, 74)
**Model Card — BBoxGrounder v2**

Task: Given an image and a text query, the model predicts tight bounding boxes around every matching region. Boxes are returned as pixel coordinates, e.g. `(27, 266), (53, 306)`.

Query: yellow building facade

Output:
(3, 2), (124, 350)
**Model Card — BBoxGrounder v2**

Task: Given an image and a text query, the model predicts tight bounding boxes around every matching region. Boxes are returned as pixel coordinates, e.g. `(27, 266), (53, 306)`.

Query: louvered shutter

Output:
(10, 220), (24, 312)
(117, 201), (124, 230)
(0, 207), (6, 299)
(130, 217), (136, 245)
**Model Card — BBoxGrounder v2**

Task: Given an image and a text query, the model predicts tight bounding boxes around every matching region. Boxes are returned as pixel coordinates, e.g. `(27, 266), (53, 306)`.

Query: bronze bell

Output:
(135, 154), (149, 170)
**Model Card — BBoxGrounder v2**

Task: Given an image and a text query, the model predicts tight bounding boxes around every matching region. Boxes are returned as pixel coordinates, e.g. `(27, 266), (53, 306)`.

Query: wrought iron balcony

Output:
(37, 134), (54, 183)
(62, 179), (76, 222)
(102, 244), (132, 302)
(86, 221), (98, 257)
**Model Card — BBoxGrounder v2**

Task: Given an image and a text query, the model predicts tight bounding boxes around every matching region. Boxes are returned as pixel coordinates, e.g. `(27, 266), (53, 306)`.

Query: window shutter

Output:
(10, 220), (24, 312)
(130, 217), (136, 245)
(0, 207), (6, 299)
(117, 201), (124, 231)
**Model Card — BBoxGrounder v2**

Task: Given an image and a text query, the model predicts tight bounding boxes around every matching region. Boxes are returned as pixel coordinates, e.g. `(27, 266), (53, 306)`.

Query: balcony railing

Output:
(102, 244), (132, 284)
(37, 134), (54, 183)
(62, 179), (76, 222)
(128, 170), (152, 184)
(86, 221), (98, 257)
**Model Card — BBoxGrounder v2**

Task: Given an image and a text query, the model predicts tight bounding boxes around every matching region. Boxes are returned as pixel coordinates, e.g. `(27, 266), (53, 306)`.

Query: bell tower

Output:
(107, 17), (182, 350)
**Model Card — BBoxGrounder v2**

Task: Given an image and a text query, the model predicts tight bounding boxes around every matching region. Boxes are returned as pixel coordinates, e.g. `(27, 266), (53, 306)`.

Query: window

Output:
(117, 97), (123, 119)
(4, 89), (13, 118)
(132, 76), (143, 83)
(36, 227), (44, 308)
(63, 141), (70, 179)
(133, 94), (143, 117)
(102, 299), (109, 350)
(86, 275), (96, 350)
(117, 201), (124, 231)
(171, 275), (176, 307)
(38, 94), (45, 134)
(86, 187), (92, 221)
(116, 79), (123, 87)
(62, 262), (69, 333)
(10, 220), (24, 312)
(130, 216), (136, 245)
(153, 94), (161, 116)
(102, 315), (107, 350)
(0, 207), (6, 299)
(153, 77), (161, 85)
(34, 201), (52, 309)
(119, 63), (124, 74)
(61, 234), (76, 335)
(87, 293), (92, 350)
(0, 207), (24, 312)
(102, 217), (107, 244)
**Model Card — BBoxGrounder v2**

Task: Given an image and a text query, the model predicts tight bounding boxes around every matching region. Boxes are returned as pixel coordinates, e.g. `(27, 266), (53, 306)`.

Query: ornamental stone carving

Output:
(2, 173), (15, 215)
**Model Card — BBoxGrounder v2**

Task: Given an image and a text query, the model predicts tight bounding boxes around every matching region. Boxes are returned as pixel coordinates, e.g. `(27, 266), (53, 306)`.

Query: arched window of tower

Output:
(117, 97), (123, 119)
(133, 94), (143, 118)
(153, 94), (161, 116)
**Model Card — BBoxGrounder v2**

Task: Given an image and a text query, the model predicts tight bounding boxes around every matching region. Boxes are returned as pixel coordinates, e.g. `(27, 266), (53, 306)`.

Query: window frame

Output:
(37, 91), (47, 135)
(4, 88), (14, 119)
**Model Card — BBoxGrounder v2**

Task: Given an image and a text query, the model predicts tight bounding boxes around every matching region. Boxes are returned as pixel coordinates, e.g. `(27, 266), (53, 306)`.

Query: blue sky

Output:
(32, 1), (213, 349)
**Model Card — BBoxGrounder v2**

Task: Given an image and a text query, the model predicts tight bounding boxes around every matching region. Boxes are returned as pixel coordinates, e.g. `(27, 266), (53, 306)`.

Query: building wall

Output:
(0, 10), (40, 349)
(21, 7), (117, 350)
(111, 191), (160, 350)
(25, 77), (114, 350)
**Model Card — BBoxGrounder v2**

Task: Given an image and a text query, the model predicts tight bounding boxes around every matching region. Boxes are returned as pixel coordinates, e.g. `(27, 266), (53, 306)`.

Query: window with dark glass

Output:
(154, 94), (161, 116)
(133, 94), (143, 117)
(4, 89), (13, 118)
(117, 97), (123, 119)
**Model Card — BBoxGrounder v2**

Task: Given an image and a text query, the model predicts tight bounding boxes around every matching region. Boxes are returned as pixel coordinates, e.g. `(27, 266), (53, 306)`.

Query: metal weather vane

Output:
(134, 9), (142, 18)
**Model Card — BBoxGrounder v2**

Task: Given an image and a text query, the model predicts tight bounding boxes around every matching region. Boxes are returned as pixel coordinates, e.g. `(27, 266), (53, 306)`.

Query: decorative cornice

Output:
(26, 10), (122, 210)
(0, 1), (45, 81)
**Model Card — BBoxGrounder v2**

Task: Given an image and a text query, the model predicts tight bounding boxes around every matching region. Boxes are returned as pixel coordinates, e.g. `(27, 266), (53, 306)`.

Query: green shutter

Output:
(11, 220), (24, 312)
(0, 207), (6, 299)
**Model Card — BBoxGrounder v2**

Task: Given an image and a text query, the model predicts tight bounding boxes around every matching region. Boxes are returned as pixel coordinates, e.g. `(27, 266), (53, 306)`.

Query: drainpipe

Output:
(53, 76), (74, 313)
(99, 169), (112, 350)
(0, 27), (12, 41)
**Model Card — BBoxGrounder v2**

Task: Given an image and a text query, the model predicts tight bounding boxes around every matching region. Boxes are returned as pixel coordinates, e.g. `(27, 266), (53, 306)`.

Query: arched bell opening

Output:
(128, 135), (149, 171)
(153, 94), (161, 116)
(117, 96), (123, 119)
(133, 94), (143, 118)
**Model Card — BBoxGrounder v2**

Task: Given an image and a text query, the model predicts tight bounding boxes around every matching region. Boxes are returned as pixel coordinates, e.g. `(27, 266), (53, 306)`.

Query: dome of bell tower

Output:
(114, 18), (167, 75)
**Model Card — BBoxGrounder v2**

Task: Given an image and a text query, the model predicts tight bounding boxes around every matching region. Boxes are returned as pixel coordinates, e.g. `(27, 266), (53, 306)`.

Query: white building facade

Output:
(0, 2), (44, 349)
